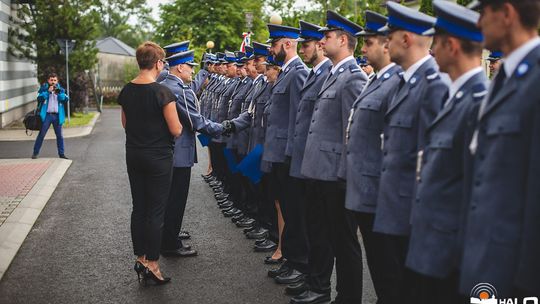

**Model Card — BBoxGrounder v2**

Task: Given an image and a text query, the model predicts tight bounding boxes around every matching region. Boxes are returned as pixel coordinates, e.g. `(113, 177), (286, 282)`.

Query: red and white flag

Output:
(240, 32), (251, 52)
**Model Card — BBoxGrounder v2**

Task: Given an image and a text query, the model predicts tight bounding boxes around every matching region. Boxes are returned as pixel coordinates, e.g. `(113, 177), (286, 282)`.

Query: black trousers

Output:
(375, 234), (412, 304)
(126, 148), (172, 261)
(162, 167), (191, 250)
(354, 212), (395, 304)
(408, 270), (467, 304)
(270, 162), (309, 273)
(305, 180), (363, 303)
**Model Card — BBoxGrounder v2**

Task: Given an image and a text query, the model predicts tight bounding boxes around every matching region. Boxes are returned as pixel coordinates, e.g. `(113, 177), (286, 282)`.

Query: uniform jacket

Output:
(213, 77), (240, 143)
(373, 56), (448, 236)
(161, 74), (224, 167)
(289, 59), (332, 178)
(459, 45), (540, 296)
(340, 64), (402, 212)
(406, 71), (487, 279)
(157, 68), (209, 94)
(237, 75), (266, 156)
(301, 58), (368, 181)
(262, 57), (308, 163)
(226, 77), (253, 150)
(37, 83), (69, 125)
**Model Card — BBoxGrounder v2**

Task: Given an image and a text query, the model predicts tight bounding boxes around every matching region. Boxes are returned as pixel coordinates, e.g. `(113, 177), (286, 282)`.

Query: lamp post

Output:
(56, 39), (76, 123)
(206, 40), (215, 52)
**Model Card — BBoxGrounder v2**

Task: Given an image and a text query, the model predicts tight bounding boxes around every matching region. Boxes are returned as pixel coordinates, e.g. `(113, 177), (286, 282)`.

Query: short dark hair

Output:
(136, 41), (165, 70)
(491, 0), (540, 29)
(47, 72), (58, 79)
(438, 31), (483, 56)
(335, 30), (358, 51)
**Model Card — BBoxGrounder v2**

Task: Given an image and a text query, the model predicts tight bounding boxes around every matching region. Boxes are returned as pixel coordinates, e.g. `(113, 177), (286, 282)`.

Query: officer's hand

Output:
(222, 120), (236, 136)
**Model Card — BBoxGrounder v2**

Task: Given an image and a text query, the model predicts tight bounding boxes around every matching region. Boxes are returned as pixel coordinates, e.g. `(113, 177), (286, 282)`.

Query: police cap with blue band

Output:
(266, 24), (301, 43)
(356, 10), (388, 36)
(297, 20), (324, 42)
(379, 2), (436, 35)
(235, 51), (246, 66)
(216, 52), (226, 63)
(263, 55), (282, 67)
(423, 0), (483, 42)
(319, 10), (363, 37)
(356, 56), (368, 66)
(166, 50), (198, 67)
(252, 42), (270, 58)
(487, 51), (503, 61)
(163, 41), (190, 57)
(244, 46), (254, 59)
(224, 51), (237, 63)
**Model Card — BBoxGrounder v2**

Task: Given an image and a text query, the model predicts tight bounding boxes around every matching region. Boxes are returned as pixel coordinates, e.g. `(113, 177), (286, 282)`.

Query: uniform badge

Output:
(383, 73), (390, 79)
(456, 91), (463, 99)
(316, 69), (322, 76)
(380, 133), (385, 151)
(416, 150), (424, 182)
(339, 67), (344, 73)
(516, 62), (529, 77)
(410, 77), (417, 84)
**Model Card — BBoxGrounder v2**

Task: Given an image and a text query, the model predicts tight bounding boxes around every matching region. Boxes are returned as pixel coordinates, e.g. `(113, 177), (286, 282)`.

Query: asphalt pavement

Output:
(0, 108), (376, 304)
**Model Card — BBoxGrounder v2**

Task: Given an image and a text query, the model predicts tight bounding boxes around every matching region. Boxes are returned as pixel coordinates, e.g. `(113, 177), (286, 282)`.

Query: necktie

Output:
(488, 65), (506, 102)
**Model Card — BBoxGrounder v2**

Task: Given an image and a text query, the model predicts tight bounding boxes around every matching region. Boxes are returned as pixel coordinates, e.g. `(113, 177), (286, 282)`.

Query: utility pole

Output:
(56, 39), (76, 123)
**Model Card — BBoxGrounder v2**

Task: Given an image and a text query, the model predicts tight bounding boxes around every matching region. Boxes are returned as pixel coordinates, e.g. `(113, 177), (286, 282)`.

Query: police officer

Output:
(285, 20), (332, 297)
(461, 0), (540, 297)
(159, 50), (232, 257)
(339, 10), (403, 304)
(263, 23), (310, 285)
(486, 50), (503, 77)
(297, 10), (367, 304)
(403, 2), (488, 302)
(372, 2), (449, 301)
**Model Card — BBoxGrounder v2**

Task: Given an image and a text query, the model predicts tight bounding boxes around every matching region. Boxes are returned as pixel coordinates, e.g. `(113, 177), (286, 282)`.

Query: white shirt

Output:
(403, 55), (432, 82)
(446, 66), (484, 107)
(330, 55), (355, 75)
(253, 74), (264, 83)
(47, 91), (59, 113)
(313, 58), (330, 74)
(376, 62), (397, 79)
(281, 55), (300, 72)
(502, 36), (540, 78)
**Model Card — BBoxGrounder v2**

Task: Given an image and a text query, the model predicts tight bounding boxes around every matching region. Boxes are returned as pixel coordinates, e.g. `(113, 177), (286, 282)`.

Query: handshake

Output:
(221, 120), (236, 136)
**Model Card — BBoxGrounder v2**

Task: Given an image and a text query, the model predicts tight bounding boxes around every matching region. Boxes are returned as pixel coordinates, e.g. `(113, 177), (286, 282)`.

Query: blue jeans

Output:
(33, 113), (64, 156)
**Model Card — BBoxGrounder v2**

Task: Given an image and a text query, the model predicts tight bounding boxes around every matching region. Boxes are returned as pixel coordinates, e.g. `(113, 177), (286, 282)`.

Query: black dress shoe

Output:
(224, 209), (242, 218)
(285, 281), (309, 296)
(231, 214), (246, 223)
(275, 269), (305, 285)
(290, 290), (330, 304)
(264, 256), (284, 265)
(243, 226), (257, 234)
(236, 218), (255, 227)
(246, 227), (269, 239)
(209, 180), (222, 186)
(254, 239), (277, 252)
(254, 238), (267, 245)
(31, 154), (38, 159)
(161, 247), (198, 257)
(178, 230), (191, 240)
(267, 264), (290, 278)
(221, 206), (235, 213)
(180, 244), (192, 251)
(59, 154), (69, 159)
(215, 193), (229, 199)
(236, 219), (255, 228)
(218, 201), (234, 209)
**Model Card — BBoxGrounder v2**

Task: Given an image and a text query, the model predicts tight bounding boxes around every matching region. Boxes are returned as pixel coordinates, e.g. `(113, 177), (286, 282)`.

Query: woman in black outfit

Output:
(117, 41), (182, 285)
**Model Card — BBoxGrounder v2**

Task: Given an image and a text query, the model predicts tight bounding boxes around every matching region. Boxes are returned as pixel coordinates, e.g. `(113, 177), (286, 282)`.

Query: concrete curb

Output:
(0, 112), (100, 142)
(0, 158), (72, 280)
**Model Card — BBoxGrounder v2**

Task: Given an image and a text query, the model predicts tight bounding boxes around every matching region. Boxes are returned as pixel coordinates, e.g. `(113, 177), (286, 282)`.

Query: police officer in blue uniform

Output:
(285, 19), (332, 298)
(461, 0), (540, 297)
(159, 50), (232, 257)
(262, 23), (310, 286)
(298, 10), (367, 304)
(339, 10), (403, 304)
(403, 2), (487, 302)
(372, 2), (449, 301)
(486, 50), (503, 77)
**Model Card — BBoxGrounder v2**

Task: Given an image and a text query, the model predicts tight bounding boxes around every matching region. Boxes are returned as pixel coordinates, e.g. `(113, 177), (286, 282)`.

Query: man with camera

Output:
(32, 73), (69, 159)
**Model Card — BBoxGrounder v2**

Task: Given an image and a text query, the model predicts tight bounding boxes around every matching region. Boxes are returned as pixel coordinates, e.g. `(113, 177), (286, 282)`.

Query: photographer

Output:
(32, 73), (69, 159)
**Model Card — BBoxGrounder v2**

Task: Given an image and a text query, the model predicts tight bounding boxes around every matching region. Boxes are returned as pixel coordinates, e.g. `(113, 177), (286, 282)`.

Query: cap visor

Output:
(378, 25), (390, 34)
(318, 26), (335, 32)
(187, 62), (199, 66)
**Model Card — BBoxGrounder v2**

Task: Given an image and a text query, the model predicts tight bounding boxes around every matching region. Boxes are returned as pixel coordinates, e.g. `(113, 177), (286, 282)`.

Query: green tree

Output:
(154, 0), (267, 54)
(419, 0), (434, 16)
(9, 0), (100, 112)
(96, 0), (154, 48)
(457, 0), (473, 6)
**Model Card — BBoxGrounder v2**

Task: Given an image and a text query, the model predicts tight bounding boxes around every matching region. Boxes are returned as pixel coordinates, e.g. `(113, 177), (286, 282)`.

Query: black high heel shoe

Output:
(134, 261), (146, 283)
(143, 267), (171, 286)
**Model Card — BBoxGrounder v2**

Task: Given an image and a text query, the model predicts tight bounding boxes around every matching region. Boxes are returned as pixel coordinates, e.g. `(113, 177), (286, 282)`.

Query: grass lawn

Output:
(63, 112), (96, 128)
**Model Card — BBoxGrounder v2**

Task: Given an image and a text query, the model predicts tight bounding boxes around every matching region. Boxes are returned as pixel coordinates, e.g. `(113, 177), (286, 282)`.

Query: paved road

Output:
(0, 108), (375, 304)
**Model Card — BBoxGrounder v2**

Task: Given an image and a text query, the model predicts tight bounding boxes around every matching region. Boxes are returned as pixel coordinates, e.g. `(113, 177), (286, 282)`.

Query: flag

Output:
(197, 133), (211, 147)
(240, 32), (251, 52)
(237, 144), (264, 184)
(223, 148), (239, 173)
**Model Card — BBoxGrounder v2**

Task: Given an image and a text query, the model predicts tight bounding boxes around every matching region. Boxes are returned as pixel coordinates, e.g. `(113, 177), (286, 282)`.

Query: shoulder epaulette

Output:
(350, 65), (361, 73)
(425, 68), (440, 81)
(472, 83), (488, 100)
